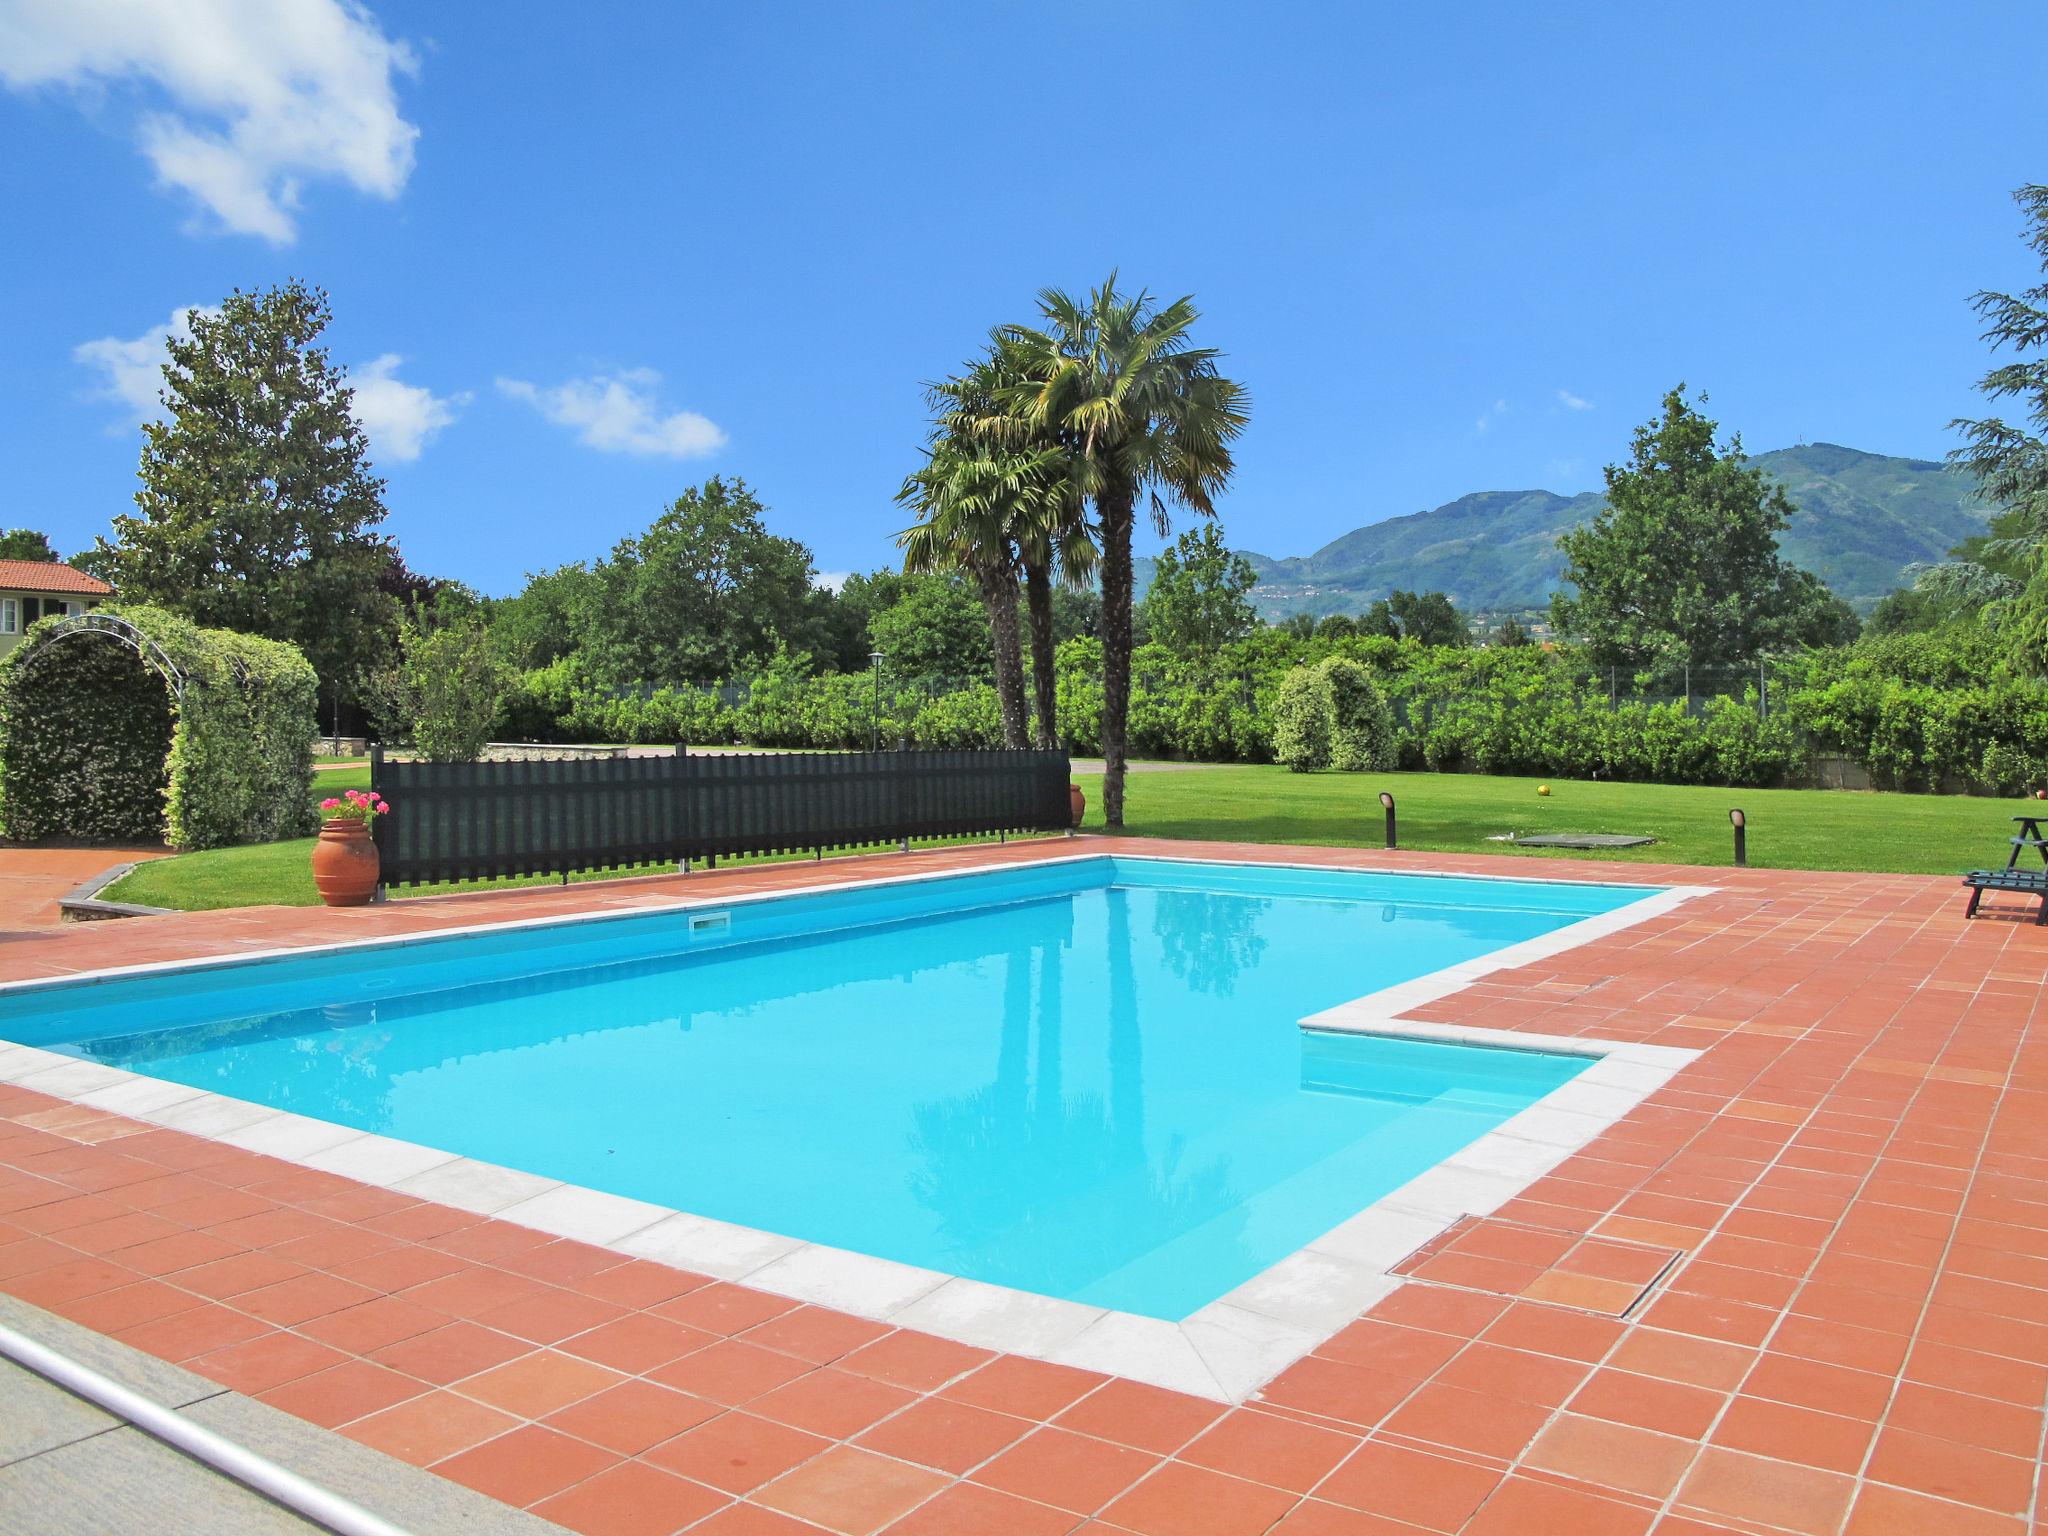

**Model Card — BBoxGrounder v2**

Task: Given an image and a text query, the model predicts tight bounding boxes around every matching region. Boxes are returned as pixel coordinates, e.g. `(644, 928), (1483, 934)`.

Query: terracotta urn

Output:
(1068, 783), (1086, 829)
(312, 817), (379, 906)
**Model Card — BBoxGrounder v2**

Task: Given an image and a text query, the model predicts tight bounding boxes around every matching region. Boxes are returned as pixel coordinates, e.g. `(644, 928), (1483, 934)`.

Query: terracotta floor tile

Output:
(1460, 1472), (1655, 1536)
(1674, 1446), (1858, 1535)
(113, 1228), (243, 1277)
(477, 1284), (627, 1345)
(1267, 1498), (1452, 1535)
(1378, 1382), (1551, 1462)
(1710, 1394), (1875, 1474)
(656, 1281), (801, 1336)
(296, 1294), (448, 1353)
(328, 1240), (469, 1293)
(460, 1347), (625, 1418)
(236, 1270), (380, 1327)
(880, 1478), (1079, 1536)
(1316, 1437), (1504, 1529)
(691, 1502), (838, 1536)
(1567, 1368), (1726, 1439)
(577, 1257), (710, 1311)
(436, 1422), (621, 1509)
(971, 1426), (1158, 1516)
(1883, 1380), (2043, 1458)
(543, 1377), (722, 1455)
(173, 1250), (307, 1300)
(1843, 1483), (2028, 1536)
(257, 1358), (427, 1429)
(1100, 1461), (1299, 1536)
(1478, 1301), (1626, 1363)
(1432, 1342), (1590, 1407)
(1317, 1318), (1466, 1379)
(113, 1301), (270, 1361)
(1366, 1285), (1512, 1337)
(756, 1445), (950, 1536)
(938, 1355), (1106, 1419)
(1742, 1353), (1893, 1421)
(1524, 1413), (1695, 1500)
(647, 1410), (832, 1494)
(534, 1459), (731, 1536)
(1256, 1357), (1416, 1430)
(837, 1331), (995, 1395)
(401, 1263), (544, 1318)
(855, 1395), (1032, 1476)
(1178, 1408), (1358, 1494)
(1865, 1428), (2036, 1516)
(742, 1305), (894, 1365)
(1049, 1377), (1225, 1455)
(189, 1329), (351, 1395)
(369, 1320), (534, 1385)
(651, 1339), (819, 1408)
(61, 1278), (201, 1332)
(752, 1367), (919, 1440)
(342, 1390), (520, 1467)
(560, 1311), (712, 1374)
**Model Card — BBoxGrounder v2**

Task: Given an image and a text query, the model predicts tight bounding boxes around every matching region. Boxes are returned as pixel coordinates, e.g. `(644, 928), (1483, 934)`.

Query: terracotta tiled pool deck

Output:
(1, 836), (2044, 1536)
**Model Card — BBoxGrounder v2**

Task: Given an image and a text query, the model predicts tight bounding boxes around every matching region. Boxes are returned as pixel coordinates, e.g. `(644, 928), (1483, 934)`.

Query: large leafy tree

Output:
(0, 530), (58, 563)
(865, 574), (992, 685)
(1551, 387), (1846, 667)
(1141, 523), (1258, 653)
(596, 477), (815, 686)
(1001, 279), (1249, 824)
(1948, 184), (2048, 672)
(87, 282), (395, 701)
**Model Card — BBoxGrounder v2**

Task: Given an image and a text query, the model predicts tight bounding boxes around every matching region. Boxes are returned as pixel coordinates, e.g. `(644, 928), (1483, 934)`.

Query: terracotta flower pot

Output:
(1068, 783), (1086, 829)
(312, 817), (380, 906)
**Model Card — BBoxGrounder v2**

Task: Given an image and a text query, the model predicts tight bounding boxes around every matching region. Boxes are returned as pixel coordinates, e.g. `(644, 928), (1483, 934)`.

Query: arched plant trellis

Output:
(0, 604), (318, 849)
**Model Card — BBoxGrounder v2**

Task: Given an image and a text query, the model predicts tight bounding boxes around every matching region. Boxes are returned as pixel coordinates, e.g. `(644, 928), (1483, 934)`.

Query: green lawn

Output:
(1081, 765), (2014, 876)
(104, 761), (2015, 912)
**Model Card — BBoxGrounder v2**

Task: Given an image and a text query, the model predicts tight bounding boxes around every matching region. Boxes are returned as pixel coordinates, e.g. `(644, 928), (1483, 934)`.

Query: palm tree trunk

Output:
(1097, 484), (1135, 826)
(1023, 557), (1058, 749)
(980, 567), (1030, 749)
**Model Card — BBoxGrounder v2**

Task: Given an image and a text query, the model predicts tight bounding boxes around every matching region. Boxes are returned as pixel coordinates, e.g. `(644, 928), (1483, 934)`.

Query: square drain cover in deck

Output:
(1392, 1216), (1683, 1317)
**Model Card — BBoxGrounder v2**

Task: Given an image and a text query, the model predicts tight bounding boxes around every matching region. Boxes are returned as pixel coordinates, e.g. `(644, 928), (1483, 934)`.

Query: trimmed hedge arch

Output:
(0, 604), (318, 849)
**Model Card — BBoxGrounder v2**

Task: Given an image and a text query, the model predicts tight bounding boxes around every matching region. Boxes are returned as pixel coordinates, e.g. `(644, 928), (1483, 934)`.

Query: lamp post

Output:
(869, 650), (884, 752)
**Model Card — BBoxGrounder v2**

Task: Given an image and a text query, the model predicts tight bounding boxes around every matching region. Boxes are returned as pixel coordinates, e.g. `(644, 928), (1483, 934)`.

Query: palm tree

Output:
(931, 353), (1093, 749)
(897, 436), (1058, 747)
(999, 277), (1249, 824)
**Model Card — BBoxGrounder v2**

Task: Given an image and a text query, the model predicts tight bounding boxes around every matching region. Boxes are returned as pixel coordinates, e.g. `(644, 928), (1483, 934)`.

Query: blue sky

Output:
(1, 2), (2043, 596)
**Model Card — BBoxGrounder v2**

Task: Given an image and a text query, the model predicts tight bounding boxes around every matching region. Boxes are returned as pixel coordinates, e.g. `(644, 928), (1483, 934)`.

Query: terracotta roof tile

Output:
(0, 561), (112, 596)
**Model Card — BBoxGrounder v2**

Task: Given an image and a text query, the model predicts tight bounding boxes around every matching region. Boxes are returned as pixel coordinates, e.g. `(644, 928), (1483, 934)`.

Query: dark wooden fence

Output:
(367, 746), (1073, 889)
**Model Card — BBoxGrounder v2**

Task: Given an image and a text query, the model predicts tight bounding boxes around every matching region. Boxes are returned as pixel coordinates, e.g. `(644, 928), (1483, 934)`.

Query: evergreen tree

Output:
(87, 282), (394, 699)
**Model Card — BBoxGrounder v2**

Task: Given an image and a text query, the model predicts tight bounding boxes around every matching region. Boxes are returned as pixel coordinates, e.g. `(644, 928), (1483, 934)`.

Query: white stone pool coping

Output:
(0, 852), (1709, 1403)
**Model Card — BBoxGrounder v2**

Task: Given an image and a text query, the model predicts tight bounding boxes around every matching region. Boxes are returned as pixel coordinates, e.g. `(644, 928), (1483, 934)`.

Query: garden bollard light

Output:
(1730, 807), (1746, 867)
(1380, 791), (1397, 850)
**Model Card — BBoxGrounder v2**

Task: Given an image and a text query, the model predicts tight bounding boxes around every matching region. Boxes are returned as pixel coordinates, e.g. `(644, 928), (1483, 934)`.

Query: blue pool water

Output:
(2, 857), (1651, 1318)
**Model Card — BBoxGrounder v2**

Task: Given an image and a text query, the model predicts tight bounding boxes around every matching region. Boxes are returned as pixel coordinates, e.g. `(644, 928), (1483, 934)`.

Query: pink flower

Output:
(375, 802), (389, 814)
(320, 798), (340, 810)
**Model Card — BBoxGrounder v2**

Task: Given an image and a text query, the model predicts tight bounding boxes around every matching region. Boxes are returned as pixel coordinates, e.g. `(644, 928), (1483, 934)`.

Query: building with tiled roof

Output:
(0, 561), (112, 655)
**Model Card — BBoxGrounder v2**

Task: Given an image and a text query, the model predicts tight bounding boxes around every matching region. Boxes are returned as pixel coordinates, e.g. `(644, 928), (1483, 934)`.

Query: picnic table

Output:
(1961, 814), (2048, 924)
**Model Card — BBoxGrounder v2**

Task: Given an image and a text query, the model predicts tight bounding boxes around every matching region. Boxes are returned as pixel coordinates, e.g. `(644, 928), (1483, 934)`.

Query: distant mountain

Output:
(1152, 444), (1989, 619)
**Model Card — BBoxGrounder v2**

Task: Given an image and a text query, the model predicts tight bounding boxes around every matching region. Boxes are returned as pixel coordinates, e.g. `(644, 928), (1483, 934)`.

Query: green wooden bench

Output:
(1962, 814), (2048, 924)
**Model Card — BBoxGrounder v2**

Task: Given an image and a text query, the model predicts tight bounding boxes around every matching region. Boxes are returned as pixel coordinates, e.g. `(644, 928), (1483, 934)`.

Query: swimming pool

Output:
(0, 856), (1666, 1327)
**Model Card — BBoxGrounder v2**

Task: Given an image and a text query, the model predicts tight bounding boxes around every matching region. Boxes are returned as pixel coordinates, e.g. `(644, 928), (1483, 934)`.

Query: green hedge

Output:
(0, 605), (317, 848)
(486, 626), (2048, 794)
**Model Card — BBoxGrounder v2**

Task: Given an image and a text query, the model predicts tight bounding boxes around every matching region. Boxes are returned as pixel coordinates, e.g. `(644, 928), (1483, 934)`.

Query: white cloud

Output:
(814, 570), (853, 593)
(1475, 398), (1509, 432)
(78, 314), (464, 462)
(0, 0), (418, 243)
(351, 354), (466, 463)
(73, 302), (213, 418)
(496, 369), (727, 459)
(1557, 388), (1593, 411)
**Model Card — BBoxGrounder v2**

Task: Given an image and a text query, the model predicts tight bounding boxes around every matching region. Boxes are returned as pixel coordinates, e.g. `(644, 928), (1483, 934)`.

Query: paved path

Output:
(0, 840), (2044, 1534)
(0, 846), (164, 930)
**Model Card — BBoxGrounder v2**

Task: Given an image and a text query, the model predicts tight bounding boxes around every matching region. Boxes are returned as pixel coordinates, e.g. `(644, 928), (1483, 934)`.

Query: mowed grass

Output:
(105, 760), (2021, 912)
(1076, 764), (2021, 876)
